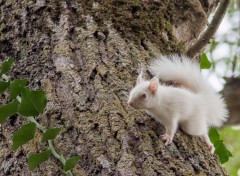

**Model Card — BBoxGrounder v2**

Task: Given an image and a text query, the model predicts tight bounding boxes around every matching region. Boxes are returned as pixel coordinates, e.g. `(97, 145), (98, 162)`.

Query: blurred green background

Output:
(220, 126), (240, 176)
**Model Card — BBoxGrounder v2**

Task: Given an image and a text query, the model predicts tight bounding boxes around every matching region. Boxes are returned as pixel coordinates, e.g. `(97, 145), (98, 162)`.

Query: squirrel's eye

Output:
(140, 93), (147, 99)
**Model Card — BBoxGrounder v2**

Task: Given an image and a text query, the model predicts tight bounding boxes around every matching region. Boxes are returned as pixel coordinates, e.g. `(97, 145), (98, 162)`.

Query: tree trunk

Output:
(0, 0), (227, 175)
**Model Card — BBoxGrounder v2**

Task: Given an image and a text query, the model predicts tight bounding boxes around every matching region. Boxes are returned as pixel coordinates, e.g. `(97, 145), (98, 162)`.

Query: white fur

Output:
(128, 55), (228, 153)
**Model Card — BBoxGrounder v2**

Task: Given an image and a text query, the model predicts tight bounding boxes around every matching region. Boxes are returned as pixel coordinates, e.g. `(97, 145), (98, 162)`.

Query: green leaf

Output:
(209, 128), (232, 164)
(9, 79), (28, 100)
(0, 81), (10, 94)
(13, 122), (36, 151)
(64, 156), (81, 171)
(42, 128), (61, 141)
(214, 140), (232, 164)
(0, 100), (19, 123)
(200, 53), (212, 69)
(209, 127), (220, 144)
(0, 57), (14, 76)
(18, 87), (47, 117)
(28, 150), (51, 171)
(227, 150), (233, 157)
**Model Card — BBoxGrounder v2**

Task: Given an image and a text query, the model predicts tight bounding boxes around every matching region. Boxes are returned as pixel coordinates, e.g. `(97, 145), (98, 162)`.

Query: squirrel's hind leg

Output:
(202, 133), (215, 154)
(180, 119), (215, 153)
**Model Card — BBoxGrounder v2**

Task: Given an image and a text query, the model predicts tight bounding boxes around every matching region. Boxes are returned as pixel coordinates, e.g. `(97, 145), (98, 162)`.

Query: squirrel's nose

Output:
(128, 101), (133, 107)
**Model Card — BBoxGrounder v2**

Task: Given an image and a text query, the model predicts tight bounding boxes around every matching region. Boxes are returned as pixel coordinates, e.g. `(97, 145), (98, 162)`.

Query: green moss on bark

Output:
(80, 0), (186, 53)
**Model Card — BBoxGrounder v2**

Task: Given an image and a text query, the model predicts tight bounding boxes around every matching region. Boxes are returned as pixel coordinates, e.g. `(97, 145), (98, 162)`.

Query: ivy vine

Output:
(0, 58), (80, 175)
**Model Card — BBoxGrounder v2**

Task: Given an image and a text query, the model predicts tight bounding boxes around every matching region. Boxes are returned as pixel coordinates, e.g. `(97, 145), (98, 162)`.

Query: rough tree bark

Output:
(0, 0), (227, 175)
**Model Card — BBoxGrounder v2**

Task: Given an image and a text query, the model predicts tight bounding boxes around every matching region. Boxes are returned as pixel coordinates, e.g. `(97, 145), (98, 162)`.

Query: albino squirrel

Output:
(127, 55), (228, 153)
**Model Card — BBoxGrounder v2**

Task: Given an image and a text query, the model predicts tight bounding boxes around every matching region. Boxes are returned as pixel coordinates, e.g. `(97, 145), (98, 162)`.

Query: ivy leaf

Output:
(13, 122), (36, 151)
(209, 128), (232, 163)
(18, 87), (47, 117)
(9, 79), (28, 100)
(0, 81), (10, 94)
(227, 150), (233, 157)
(0, 100), (19, 123)
(42, 128), (61, 141)
(28, 150), (52, 171)
(64, 156), (81, 171)
(0, 57), (14, 76)
(200, 53), (211, 69)
(209, 127), (220, 144)
(214, 140), (232, 164)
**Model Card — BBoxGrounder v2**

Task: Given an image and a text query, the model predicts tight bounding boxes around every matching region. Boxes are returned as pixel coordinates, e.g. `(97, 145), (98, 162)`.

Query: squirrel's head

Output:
(128, 71), (159, 110)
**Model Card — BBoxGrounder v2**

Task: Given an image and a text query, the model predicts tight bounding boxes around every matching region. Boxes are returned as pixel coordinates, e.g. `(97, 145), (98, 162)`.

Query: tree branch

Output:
(186, 0), (231, 58)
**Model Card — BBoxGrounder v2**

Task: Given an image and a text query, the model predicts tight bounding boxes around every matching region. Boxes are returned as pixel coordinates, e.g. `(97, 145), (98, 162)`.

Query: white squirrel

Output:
(127, 55), (228, 153)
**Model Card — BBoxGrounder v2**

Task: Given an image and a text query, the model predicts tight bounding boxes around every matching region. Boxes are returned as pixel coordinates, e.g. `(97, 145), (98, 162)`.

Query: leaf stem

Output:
(2, 74), (10, 81)
(16, 95), (73, 176)
(48, 140), (66, 163)
(66, 171), (73, 176)
(48, 141), (73, 176)
(28, 116), (47, 132)
(16, 96), (22, 103)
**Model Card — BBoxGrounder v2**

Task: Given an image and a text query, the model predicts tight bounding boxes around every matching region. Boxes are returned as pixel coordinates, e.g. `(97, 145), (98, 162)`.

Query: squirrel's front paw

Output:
(160, 134), (173, 145)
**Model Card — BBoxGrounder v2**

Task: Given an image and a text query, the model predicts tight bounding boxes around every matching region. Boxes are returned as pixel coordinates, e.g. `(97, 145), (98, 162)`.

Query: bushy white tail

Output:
(148, 54), (228, 127)
(149, 55), (212, 94)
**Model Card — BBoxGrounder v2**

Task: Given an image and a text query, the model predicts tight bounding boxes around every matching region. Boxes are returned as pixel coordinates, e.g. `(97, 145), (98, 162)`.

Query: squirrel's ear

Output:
(149, 77), (159, 94)
(137, 70), (144, 84)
